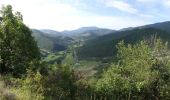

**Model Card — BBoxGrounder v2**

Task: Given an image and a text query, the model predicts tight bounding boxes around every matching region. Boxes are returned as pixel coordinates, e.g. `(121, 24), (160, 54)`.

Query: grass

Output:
(0, 76), (17, 100)
(42, 51), (65, 64)
(0, 71), (44, 100)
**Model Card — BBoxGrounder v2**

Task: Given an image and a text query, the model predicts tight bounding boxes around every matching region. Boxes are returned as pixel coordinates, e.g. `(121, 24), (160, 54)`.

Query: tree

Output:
(43, 64), (77, 100)
(0, 5), (40, 76)
(96, 39), (170, 99)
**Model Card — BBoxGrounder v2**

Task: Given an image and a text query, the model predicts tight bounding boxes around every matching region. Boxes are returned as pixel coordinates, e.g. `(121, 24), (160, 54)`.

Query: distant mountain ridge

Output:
(62, 27), (102, 34)
(77, 28), (170, 58)
(32, 27), (114, 52)
(32, 29), (73, 52)
(40, 29), (63, 36)
(32, 21), (170, 58)
(140, 21), (170, 33)
(77, 21), (170, 59)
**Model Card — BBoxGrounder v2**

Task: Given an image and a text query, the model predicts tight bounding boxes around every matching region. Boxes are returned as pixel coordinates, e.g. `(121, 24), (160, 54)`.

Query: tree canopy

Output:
(96, 39), (170, 99)
(0, 5), (40, 76)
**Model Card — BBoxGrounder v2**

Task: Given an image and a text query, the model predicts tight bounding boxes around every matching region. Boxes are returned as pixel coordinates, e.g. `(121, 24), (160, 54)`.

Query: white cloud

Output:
(163, 0), (170, 8)
(0, 0), (152, 31)
(103, 0), (138, 14)
(137, 0), (170, 8)
(102, 0), (154, 19)
(139, 14), (154, 18)
(0, 0), (80, 30)
(136, 0), (158, 3)
(32, 15), (150, 31)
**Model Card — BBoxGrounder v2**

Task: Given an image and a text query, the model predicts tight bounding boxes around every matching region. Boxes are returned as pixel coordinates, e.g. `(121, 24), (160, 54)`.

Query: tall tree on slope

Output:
(0, 5), (40, 76)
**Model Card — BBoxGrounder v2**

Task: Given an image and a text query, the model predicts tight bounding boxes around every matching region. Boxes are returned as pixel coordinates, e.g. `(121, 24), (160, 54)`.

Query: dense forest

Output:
(0, 5), (170, 100)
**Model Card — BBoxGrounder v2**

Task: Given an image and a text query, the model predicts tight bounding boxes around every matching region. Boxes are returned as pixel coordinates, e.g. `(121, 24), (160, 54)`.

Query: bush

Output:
(0, 70), (44, 100)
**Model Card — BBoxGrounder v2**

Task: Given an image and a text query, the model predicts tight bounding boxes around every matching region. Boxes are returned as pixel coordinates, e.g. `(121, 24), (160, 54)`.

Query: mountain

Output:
(32, 27), (114, 52)
(63, 27), (100, 35)
(32, 29), (55, 52)
(40, 29), (65, 36)
(118, 21), (170, 33)
(32, 21), (170, 58)
(140, 21), (170, 33)
(32, 29), (74, 52)
(77, 28), (170, 59)
(76, 21), (170, 59)
(41, 29), (61, 34)
(63, 27), (114, 40)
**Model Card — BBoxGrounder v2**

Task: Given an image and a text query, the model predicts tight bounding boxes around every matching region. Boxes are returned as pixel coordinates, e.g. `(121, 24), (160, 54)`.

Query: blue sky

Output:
(0, 0), (170, 31)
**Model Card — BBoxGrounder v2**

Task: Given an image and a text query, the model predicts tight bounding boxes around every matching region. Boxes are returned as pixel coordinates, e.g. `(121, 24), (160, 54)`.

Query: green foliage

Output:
(10, 70), (44, 100)
(62, 53), (74, 66)
(43, 64), (77, 100)
(1, 4), (170, 100)
(0, 70), (44, 100)
(0, 76), (17, 100)
(42, 51), (65, 64)
(96, 39), (170, 99)
(0, 5), (40, 76)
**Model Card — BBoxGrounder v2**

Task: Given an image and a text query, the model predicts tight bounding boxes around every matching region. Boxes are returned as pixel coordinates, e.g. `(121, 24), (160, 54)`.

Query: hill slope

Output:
(32, 27), (114, 52)
(142, 21), (170, 32)
(32, 29), (55, 52)
(63, 27), (114, 40)
(32, 29), (74, 52)
(77, 28), (170, 59)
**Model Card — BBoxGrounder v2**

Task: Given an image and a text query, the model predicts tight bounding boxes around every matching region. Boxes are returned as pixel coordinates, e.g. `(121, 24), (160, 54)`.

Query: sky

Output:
(0, 0), (170, 31)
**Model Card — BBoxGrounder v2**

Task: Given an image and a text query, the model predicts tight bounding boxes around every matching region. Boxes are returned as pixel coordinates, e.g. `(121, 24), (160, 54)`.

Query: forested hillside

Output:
(0, 5), (170, 100)
(77, 28), (170, 58)
(32, 29), (74, 52)
(32, 27), (114, 52)
(141, 21), (170, 32)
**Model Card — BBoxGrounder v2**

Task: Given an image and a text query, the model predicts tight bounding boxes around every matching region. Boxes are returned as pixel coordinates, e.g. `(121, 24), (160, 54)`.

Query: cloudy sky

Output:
(0, 0), (170, 31)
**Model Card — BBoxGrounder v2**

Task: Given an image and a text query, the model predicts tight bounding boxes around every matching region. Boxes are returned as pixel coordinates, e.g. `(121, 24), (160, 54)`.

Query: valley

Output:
(31, 21), (170, 81)
(1, 4), (170, 100)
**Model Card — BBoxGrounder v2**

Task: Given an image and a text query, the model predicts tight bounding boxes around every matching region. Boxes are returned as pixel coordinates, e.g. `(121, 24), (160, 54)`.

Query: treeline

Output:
(0, 5), (170, 100)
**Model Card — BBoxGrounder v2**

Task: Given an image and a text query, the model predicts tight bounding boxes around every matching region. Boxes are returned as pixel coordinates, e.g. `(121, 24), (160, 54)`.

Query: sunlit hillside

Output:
(0, 0), (170, 100)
